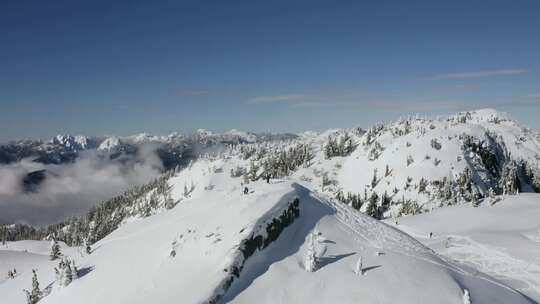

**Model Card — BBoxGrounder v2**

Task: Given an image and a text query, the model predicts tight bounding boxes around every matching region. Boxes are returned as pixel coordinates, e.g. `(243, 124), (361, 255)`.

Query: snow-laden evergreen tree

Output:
(55, 258), (78, 287)
(71, 259), (78, 280)
(24, 270), (42, 304)
(324, 132), (356, 158)
(368, 141), (384, 160)
(63, 262), (73, 286)
(304, 232), (319, 272)
(499, 160), (520, 195)
(406, 155), (414, 166)
(365, 192), (379, 219)
(85, 241), (92, 255)
(418, 178), (428, 193)
(50, 239), (61, 260)
(371, 169), (378, 188)
(430, 138), (442, 150)
(354, 255), (363, 275)
(462, 289), (471, 304)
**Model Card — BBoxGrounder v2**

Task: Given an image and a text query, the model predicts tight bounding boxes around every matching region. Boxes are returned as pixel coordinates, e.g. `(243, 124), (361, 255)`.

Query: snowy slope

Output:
(273, 109), (540, 219)
(0, 241), (80, 303)
(394, 193), (540, 301)
(1, 156), (534, 303)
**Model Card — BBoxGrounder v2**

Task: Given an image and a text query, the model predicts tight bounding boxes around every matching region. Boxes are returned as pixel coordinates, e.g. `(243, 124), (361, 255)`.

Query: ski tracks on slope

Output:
(446, 235), (540, 297)
(309, 189), (529, 297)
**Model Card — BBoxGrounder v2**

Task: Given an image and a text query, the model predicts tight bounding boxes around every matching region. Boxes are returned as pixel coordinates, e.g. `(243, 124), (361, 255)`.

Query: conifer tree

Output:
(63, 262), (73, 286)
(371, 169), (378, 188)
(24, 270), (42, 304)
(304, 233), (319, 272)
(50, 240), (61, 260)
(355, 255), (363, 275)
(366, 192), (379, 219)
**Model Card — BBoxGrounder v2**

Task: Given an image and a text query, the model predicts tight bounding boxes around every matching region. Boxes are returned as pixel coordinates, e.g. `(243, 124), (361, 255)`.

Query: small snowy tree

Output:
(354, 255), (363, 275)
(71, 259), (78, 280)
(50, 240), (61, 260)
(85, 242), (92, 255)
(406, 155), (414, 166)
(462, 289), (471, 304)
(63, 262), (73, 286)
(371, 169), (378, 188)
(24, 270), (42, 304)
(55, 258), (77, 287)
(366, 192), (379, 219)
(304, 233), (319, 272)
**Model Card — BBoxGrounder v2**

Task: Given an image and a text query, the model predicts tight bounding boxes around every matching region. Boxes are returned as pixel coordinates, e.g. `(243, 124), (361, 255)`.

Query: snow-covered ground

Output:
(2, 109), (540, 303)
(0, 241), (79, 303)
(393, 193), (540, 301)
(1, 156), (535, 303)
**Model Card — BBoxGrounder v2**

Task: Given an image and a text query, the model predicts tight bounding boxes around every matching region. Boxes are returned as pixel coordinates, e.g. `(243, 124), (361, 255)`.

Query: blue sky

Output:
(1, 0), (539, 141)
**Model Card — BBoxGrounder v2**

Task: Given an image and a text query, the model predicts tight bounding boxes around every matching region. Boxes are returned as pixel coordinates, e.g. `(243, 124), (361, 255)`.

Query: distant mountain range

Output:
(1, 130), (298, 192)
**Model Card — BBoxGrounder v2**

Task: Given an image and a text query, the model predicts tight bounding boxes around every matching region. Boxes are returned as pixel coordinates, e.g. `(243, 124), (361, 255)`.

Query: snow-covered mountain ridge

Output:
(2, 108), (540, 303)
(2, 157), (537, 303)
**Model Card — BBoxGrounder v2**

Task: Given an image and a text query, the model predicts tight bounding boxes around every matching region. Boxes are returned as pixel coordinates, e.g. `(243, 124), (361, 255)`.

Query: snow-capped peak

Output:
(49, 134), (91, 151)
(97, 136), (121, 151)
(222, 129), (257, 142)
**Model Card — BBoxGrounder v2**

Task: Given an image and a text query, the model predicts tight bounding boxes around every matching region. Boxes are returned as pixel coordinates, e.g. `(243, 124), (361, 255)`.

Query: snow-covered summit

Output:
(97, 136), (121, 151)
(49, 135), (93, 151)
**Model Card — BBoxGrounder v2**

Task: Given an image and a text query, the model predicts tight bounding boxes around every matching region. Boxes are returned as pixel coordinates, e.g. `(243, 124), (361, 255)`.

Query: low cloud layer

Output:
(0, 147), (163, 226)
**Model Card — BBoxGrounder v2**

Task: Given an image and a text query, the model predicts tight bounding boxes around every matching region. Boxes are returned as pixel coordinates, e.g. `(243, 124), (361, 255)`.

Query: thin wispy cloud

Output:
(434, 69), (527, 80)
(186, 90), (209, 96)
(169, 89), (210, 97)
(246, 92), (475, 112)
(246, 94), (362, 108)
(246, 94), (307, 104)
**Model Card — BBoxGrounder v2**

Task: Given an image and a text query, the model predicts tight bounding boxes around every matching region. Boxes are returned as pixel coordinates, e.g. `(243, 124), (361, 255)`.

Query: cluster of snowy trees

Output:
(6, 268), (17, 279)
(237, 143), (314, 182)
(1, 224), (48, 244)
(1, 170), (178, 246)
(54, 258), (78, 287)
(334, 189), (395, 219)
(324, 133), (357, 158)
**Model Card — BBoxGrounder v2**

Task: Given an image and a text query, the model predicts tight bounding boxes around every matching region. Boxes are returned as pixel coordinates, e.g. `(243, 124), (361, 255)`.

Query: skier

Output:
(243, 186), (249, 195)
(266, 174), (270, 184)
(429, 232), (433, 238)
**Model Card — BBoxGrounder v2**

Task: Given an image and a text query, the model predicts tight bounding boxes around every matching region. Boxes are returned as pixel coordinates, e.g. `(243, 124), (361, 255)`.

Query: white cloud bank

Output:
(0, 147), (162, 226)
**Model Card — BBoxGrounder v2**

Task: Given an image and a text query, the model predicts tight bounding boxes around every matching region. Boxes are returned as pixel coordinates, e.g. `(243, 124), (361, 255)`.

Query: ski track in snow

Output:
(445, 235), (540, 297)
(310, 189), (529, 297)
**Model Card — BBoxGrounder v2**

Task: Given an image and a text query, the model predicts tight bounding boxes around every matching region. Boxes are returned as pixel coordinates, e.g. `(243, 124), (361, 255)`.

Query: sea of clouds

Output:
(0, 146), (162, 226)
